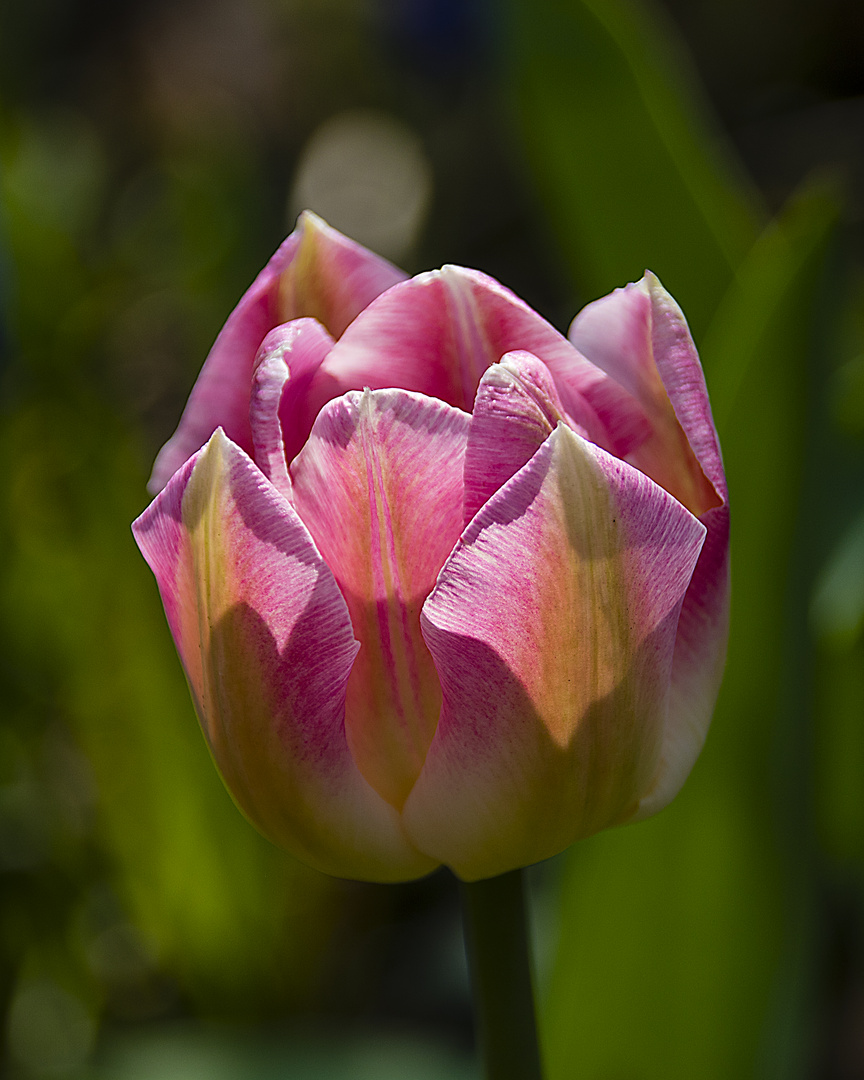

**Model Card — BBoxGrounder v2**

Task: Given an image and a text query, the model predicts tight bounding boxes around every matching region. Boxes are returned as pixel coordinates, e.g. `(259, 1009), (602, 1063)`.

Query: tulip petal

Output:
(291, 389), (470, 810)
(133, 430), (436, 882)
(634, 277), (730, 817)
(635, 500), (729, 818)
(569, 274), (729, 817)
(568, 273), (722, 517)
(403, 424), (706, 880)
(277, 211), (407, 339)
(314, 265), (649, 458)
(148, 212), (406, 493)
(642, 273), (727, 505)
(249, 318), (335, 498)
(463, 350), (573, 523)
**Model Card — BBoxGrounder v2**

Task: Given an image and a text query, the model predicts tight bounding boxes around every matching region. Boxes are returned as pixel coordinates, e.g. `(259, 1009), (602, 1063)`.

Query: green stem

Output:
(460, 869), (544, 1080)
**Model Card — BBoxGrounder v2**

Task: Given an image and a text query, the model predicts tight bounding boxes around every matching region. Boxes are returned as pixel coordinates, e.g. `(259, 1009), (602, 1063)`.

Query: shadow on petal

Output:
(204, 595), (435, 882)
(404, 606), (685, 882)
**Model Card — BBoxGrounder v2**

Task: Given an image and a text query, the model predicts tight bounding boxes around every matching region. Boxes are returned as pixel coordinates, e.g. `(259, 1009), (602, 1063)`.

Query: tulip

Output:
(133, 212), (728, 884)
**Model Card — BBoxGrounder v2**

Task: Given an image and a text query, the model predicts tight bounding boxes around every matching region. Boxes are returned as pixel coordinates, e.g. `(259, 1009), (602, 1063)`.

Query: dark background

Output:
(0, 0), (863, 1076)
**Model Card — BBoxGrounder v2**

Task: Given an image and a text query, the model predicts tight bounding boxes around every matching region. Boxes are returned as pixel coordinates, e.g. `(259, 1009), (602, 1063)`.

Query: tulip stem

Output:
(460, 869), (544, 1080)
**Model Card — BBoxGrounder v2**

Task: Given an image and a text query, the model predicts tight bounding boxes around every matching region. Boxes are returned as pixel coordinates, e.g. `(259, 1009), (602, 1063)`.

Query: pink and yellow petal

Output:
(133, 430), (435, 881)
(570, 273), (729, 817)
(643, 272), (727, 504)
(403, 424), (706, 880)
(290, 389), (469, 810)
(635, 500), (729, 818)
(277, 211), (407, 339)
(568, 273), (722, 517)
(148, 212), (406, 493)
(463, 350), (571, 523)
(644, 276), (729, 803)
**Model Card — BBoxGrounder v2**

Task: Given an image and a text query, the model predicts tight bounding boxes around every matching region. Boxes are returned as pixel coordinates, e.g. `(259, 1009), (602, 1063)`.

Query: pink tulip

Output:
(133, 212), (728, 883)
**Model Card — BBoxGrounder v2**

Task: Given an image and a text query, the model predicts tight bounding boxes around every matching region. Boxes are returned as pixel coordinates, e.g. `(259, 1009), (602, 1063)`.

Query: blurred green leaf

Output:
(810, 505), (864, 647)
(813, 632), (864, 877)
(829, 352), (864, 440)
(88, 1026), (478, 1080)
(0, 105), (340, 1017)
(504, 0), (764, 335)
(0, 401), (338, 1014)
(811, 507), (864, 873)
(541, 185), (837, 1079)
(703, 182), (839, 429)
(703, 181), (838, 1080)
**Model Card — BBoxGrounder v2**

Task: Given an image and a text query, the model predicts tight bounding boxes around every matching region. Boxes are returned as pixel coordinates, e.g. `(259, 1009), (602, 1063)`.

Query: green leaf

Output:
(703, 183), (839, 429)
(811, 507), (864, 873)
(504, 0), (763, 335)
(0, 403), (337, 1015)
(92, 1026), (478, 1080)
(541, 185), (837, 1080)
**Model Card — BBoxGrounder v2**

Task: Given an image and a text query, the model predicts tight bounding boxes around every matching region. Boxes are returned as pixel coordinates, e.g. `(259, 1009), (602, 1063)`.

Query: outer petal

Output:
(568, 272), (721, 516)
(310, 265), (649, 459)
(403, 424), (706, 880)
(148, 212), (406, 493)
(291, 389), (470, 810)
(132, 430), (435, 882)
(569, 274), (729, 817)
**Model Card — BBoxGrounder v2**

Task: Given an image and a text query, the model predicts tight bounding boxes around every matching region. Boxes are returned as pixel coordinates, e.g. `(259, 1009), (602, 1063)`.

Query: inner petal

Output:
(314, 264), (648, 465)
(249, 319), (334, 499)
(290, 388), (470, 809)
(463, 350), (576, 523)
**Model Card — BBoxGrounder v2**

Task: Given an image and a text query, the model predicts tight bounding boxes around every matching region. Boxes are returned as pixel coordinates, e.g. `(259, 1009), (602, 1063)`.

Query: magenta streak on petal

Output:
(361, 411), (404, 722)
(290, 389), (470, 809)
(359, 410), (426, 760)
(133, 452), (200, 657)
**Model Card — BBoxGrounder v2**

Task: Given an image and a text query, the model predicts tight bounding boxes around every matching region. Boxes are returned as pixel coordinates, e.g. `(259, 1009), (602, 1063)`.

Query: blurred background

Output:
(0, 0), (863, 1076)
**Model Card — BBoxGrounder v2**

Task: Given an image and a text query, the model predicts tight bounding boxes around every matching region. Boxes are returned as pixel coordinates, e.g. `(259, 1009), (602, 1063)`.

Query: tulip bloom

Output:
(133, 212), (728, 883)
